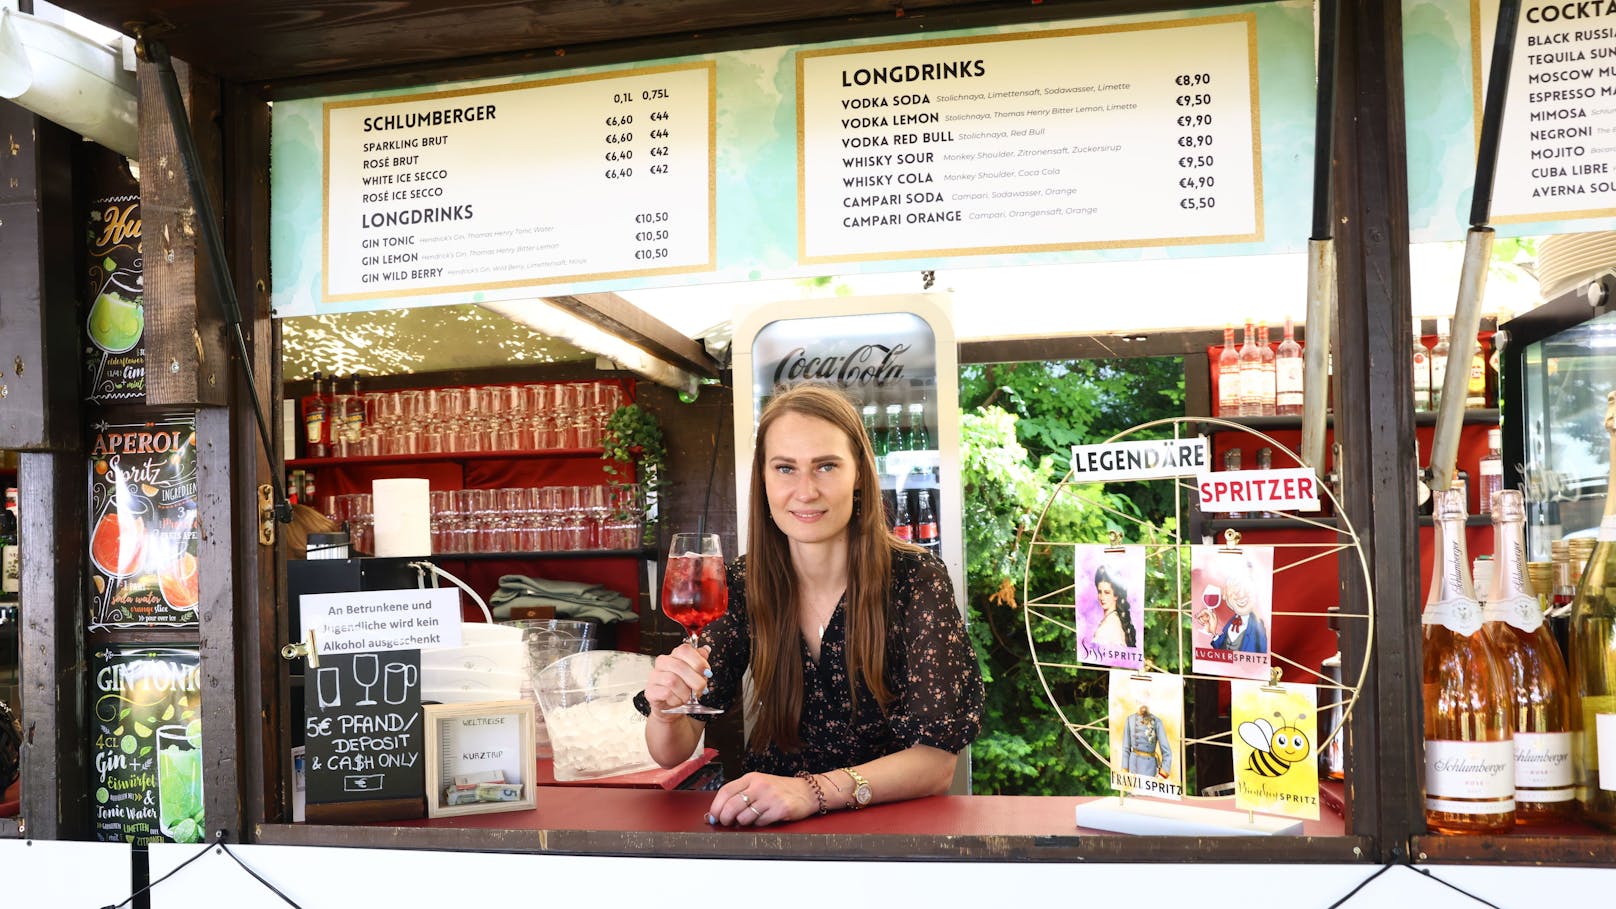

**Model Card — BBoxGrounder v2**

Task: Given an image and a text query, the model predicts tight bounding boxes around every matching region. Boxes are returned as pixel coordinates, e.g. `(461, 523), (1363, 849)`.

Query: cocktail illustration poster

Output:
(1074, 544), (1145, 670)
(1108, 670), (1184, 799)
(91, 646), (205, 844)
(88, 412), (201, 629)
(83, 190), (146, 403)
(1190, 544), (1275, 680)
(1231, 680), (1320, 820)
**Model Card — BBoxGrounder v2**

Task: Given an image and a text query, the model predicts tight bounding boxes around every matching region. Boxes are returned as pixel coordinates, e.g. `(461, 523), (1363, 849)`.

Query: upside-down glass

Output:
(659, 533), (728, 715)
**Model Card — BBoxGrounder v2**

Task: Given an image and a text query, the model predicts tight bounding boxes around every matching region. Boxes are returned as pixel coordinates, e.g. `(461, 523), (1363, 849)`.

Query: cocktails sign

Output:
(87, 412), (201, 629)
(83, 192), (145, 403)
(91, 646), (204, 844)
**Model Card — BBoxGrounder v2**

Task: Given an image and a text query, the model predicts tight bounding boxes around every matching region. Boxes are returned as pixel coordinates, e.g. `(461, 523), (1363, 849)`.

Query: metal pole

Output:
(1300, 0), (1340, 475)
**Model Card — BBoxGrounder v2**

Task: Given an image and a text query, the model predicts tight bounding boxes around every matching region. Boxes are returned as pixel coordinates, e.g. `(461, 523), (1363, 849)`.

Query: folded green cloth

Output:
(488, 574), (638, 623)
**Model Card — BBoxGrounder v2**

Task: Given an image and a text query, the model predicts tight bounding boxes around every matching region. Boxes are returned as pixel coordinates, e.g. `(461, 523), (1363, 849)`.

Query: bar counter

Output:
(252, 785), (1365, 864)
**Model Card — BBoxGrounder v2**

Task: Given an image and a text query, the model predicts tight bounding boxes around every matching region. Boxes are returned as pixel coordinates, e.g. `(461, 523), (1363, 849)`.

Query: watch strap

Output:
(841, 766), (872, 808)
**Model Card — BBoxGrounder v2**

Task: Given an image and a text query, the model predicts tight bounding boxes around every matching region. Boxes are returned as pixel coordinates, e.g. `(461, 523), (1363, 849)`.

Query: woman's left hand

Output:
(705, 772), (816, 827)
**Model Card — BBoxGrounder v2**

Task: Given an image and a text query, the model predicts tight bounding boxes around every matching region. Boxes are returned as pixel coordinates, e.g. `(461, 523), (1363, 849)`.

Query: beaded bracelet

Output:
(796, 771), (828, 815)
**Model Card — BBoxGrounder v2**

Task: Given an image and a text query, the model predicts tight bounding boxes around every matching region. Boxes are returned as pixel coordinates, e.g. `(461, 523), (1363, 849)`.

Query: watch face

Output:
(854, 783), (872, 805)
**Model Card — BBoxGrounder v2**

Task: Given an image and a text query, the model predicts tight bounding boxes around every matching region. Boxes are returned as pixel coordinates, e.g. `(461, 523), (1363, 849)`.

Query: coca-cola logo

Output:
(772, 343), (911, 388)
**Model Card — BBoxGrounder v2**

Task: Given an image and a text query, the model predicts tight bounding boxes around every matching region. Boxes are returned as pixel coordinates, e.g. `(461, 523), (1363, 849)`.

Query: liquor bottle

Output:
(1257, 321), (1276, 417)
(1412, 319), (1431, 412)
(892, 488), (913, 542)
(1431, 318), (1452, 412)
(303, 371), (330, 459)
(1217, 325), (1241, 418)
(1223, 448), (1244, 520)
(1422, 485), (1516, 832)
(342, 373), (365, 445)
(907, 402), (931, 452)
(1550, 539), (1575, 658)
(1275, 317), (1303, 416)
(1467, 336), (1489, 409)
(1569, 393), (1616, 830)
(0, 505), (17, 599)
(1256, 447), (1275, 518)
(1484, 489), (1577, 822)
(1478, 429), (1504, 519)
(915, 490), (940, 553)
(1238, 320), (1263, 418)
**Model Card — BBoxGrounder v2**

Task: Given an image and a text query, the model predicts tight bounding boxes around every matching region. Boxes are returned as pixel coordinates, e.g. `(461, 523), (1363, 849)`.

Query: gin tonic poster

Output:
(91, 646), (205, 844)
(1190, 545), (1274, 680)
(1108, 670), (1184, 799)
(1074, 545), (1145, 670)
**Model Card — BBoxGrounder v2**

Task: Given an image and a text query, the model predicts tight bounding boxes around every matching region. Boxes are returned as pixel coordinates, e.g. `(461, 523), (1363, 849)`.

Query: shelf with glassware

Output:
(285, 376), (649, 648)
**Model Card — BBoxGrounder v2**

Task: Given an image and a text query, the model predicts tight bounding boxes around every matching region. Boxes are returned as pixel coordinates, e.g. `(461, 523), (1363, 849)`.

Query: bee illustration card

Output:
(1231, 680), (1320, 820)
(1107, 670), (1184, 799)
(1190, 545), (1274, 680)
(87, 411), (200, 630)
(1075, 545), (1145, 670)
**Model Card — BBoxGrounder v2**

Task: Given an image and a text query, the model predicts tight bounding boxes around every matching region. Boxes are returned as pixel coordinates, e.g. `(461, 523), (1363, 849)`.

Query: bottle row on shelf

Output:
(1422, 482), (1616, 835)
(1213, 318), (1497, 418)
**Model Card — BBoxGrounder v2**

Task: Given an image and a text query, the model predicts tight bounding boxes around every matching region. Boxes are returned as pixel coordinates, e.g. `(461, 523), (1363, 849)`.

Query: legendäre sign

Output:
(1071, 437), (1210, 482)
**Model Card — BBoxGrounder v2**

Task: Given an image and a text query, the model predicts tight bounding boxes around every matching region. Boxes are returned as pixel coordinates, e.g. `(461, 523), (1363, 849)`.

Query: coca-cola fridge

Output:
(732, 295), (963, 612)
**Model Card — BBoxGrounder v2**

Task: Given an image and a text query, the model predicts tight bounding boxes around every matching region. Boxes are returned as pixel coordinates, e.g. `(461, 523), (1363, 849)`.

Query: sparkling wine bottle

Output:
(1423, 486), (1516, 833)
(1217, 325), (1240, 417)
(1431, 318), (1452, 412)
(1484, 489), (1577, 822)
(1412, 319), (1431, 412)
(1238, 320), (1263, 418)
(1275, 317), (1303, 416)
(1257, 321), (1276, 417)
(1569, 391), (1616, 831)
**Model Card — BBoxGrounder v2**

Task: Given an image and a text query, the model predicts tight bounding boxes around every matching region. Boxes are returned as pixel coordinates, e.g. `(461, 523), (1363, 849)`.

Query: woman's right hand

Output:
(645, 643), (712, 716)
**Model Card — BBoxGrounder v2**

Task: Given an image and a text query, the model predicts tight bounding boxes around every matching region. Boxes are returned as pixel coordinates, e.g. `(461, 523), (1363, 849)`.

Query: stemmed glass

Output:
(660, 532), (728, 715)
(1197, 584), (1222, 635)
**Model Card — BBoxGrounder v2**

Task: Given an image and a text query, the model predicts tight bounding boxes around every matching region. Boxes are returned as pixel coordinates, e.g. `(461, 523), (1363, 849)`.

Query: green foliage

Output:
(960, 358), (1190, 796)
(601, 404), (668, 545)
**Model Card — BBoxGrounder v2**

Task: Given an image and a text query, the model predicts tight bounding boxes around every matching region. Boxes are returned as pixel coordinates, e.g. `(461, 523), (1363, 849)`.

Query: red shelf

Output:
(288, 448), (606, 469)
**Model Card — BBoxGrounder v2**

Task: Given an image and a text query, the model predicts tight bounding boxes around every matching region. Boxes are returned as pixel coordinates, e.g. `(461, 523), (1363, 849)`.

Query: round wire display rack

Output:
(1021, 416), (1374, 797)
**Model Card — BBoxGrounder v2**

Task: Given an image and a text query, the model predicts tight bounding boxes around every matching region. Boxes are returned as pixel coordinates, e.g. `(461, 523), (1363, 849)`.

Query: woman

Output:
(642, 384), (982, 826)
(1089, 563), (1138, 650)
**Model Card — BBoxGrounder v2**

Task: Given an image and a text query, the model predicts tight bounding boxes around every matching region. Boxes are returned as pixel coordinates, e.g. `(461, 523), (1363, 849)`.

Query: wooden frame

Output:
(422, 700), (536, 819)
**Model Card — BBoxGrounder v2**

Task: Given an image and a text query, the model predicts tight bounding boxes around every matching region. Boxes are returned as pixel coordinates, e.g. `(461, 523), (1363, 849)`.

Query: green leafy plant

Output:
(601, 404), (668, 546)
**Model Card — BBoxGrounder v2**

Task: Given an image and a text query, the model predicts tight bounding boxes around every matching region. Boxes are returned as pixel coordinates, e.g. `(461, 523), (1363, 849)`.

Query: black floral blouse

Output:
(698, 549), (984, 776)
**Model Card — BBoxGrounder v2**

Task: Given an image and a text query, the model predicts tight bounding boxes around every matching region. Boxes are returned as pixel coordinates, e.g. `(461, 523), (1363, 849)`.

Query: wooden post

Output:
(138, 55), (230, 407)
(1329, 0), (1423, 859)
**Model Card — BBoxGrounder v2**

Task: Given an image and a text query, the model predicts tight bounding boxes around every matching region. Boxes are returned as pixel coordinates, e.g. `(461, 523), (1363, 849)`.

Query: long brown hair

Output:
(745, 384), (921, 753)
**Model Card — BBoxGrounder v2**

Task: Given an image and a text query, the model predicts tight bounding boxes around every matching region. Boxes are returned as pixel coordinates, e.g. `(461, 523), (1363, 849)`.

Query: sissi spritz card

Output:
(1231, 680), (1320, 820)
(1074, 544), (1145, 670)
(1108, 670), (1184, 799)
(1190, 544), (1274, 680)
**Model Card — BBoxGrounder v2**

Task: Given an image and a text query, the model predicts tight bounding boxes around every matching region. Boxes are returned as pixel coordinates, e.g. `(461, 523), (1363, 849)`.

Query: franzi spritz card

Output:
(1107, 670), (1184, 799)
(1074, 545), (1145, 670)
(88, 412), (200, 629)
(1190, 544), (1274, 680)
(1231, 680), (1320, 820)
(91, 646), (204, 844)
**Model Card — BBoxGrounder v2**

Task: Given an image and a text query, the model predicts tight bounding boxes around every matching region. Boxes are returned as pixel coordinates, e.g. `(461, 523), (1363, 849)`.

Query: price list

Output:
(322, 62), (715, 302)
(1482, 0), (1616, 224)
(797, 15), (1262, 263)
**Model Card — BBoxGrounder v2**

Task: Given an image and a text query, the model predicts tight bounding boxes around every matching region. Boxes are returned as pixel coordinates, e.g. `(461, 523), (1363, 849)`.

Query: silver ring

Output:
(746, 804), (762, 819)
(738, 793), (751, 805)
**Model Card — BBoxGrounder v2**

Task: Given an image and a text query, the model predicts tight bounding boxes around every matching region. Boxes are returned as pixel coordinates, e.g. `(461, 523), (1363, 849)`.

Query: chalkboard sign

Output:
(303, 649), (424, 813)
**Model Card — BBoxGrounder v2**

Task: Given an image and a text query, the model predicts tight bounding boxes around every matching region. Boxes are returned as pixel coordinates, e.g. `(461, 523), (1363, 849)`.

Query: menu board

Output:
(1481, 0), (1616, 224)
(321, 61), (715, 302)
(797, 14), (1262, 263)
(303, 650), (424, 809)
(87, 411), (200, 629)
(83, 191), (145, 404)
(91, 646), (204, 844)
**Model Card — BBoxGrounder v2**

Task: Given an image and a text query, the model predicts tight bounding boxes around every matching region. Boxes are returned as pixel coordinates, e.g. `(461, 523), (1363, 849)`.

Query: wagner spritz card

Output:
(1231, 680), (1320, 820)
(1075, 545), (1145, 670)
(1108, 670), (1184, 799)
(1190, 544), (1274, 680)
(88, 412), (200, 629)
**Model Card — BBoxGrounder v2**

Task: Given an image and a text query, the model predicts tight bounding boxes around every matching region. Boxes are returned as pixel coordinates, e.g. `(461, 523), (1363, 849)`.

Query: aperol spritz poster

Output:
(91, 646), (205, 844)
(87, 412), (200, 628)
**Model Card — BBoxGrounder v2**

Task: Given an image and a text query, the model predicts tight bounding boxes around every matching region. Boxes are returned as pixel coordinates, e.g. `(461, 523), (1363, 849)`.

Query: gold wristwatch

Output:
(841, 767), (873, 809)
